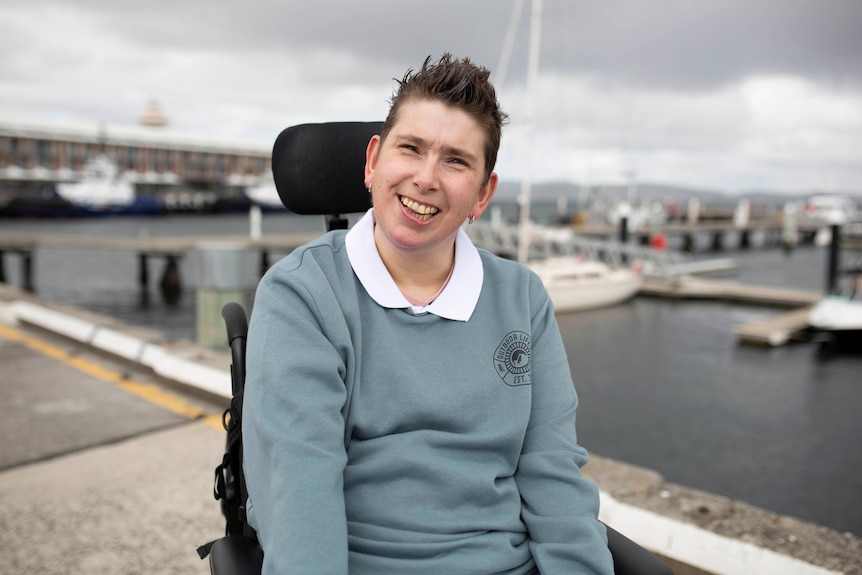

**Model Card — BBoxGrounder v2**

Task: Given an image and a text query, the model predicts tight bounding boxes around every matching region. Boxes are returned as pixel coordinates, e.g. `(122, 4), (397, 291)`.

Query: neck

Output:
(374, 226), (456, 304)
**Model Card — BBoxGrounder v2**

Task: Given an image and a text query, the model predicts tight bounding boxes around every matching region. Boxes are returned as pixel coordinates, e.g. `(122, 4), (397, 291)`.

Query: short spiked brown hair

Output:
(381, 54), (508, 184)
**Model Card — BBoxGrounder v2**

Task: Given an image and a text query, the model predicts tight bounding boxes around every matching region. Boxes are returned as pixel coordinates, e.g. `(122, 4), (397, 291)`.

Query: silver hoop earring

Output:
(468, 215), (476, 225)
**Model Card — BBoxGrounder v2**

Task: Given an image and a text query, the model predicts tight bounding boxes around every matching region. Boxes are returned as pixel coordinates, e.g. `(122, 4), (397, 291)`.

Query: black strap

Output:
(196, 540), (215, 560)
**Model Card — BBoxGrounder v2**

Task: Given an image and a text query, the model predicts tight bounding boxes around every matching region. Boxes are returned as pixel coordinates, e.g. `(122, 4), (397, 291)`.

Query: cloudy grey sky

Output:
(2, 0), (861, 194)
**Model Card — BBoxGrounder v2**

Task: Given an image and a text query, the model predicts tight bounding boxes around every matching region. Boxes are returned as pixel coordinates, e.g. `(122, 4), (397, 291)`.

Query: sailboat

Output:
(528, 256), (642, 312)
(501, 0), (642, 313)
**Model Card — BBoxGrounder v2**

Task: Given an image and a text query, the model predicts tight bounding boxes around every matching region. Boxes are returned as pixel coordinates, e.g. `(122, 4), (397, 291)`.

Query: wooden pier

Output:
(0, 231), (318, 256)
(573, 217), (834, 253)
(733, 307), (816, 347)
(639, 276), (823, 307)
(574, 218), (818, 237)
(0, 231), (317, 298)
(640, 275), (823, 347)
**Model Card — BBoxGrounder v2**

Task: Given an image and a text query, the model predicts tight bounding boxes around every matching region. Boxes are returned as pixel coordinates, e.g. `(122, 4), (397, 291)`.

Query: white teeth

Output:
(400, 196), (439, 216)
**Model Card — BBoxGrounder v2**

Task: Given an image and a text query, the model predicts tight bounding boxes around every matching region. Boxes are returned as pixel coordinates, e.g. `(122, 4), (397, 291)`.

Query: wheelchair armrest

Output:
(605, 523), (674, 575)
(208, 535), (263, 575)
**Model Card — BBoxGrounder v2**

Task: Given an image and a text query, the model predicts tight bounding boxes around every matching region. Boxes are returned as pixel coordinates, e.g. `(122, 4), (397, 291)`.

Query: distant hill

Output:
(494, 180), (860, 210)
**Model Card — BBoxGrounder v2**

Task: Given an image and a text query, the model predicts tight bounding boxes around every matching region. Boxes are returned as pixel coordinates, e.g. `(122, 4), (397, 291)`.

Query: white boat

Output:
(808, 296), (862, 335)
(802, 194), (857, 226)
(55, 155), (163, 215)
(603, 198), (667, 231)
(244, 173), (285, 211)
(528, 256), (642, 313)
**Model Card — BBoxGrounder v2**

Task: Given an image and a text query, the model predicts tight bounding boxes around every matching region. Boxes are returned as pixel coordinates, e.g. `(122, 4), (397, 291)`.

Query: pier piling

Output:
(0, 249), (35, 292)
(826, 224), (841, 294)
(618, 217), (630, 264)
(159, 256), (182, 305)
(618, 216), (629, 244)
(682, 234), (695, 252)
(22, 251), (34, 293)
(138, 253), (149, 288)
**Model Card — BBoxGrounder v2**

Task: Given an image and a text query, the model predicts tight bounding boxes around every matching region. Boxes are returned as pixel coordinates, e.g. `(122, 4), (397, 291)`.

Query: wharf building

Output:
(0, 105), (272, 214)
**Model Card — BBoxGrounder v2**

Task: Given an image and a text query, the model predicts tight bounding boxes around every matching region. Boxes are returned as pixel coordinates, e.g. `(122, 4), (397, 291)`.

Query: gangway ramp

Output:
(734, 307), (815, 347)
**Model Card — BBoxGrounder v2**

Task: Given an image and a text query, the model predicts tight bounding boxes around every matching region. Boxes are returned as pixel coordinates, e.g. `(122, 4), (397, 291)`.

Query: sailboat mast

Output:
(517, 0), (543, 264)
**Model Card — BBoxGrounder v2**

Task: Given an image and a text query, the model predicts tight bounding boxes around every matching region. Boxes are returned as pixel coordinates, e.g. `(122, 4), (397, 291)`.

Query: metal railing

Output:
(466, 221), (689, 278)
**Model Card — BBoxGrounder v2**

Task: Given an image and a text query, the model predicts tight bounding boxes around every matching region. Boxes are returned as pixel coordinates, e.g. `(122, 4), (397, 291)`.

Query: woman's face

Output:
(365, 98), (498, 261)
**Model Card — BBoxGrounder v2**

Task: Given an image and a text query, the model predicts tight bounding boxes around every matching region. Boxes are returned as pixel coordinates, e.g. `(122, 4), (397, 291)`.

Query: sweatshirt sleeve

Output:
(514, 274), (614, 574)
(242, 260), (351, 575)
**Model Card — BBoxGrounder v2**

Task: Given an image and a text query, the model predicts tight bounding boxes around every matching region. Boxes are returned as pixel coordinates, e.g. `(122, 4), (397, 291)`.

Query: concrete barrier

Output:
(598, 493), (840, 575)
(4, 298), (232, 399)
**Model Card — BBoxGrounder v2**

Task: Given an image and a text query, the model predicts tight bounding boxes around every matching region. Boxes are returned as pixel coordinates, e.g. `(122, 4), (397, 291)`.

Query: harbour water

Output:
(2, 210), (860, 537)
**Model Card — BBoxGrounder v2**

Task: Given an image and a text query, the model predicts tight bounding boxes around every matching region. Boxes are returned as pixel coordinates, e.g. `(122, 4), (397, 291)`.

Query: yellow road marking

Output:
(0, 323), (225, 431)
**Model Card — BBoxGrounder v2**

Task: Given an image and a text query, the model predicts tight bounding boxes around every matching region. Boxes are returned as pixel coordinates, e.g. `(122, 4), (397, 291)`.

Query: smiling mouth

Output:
(400, 196), (439, 222)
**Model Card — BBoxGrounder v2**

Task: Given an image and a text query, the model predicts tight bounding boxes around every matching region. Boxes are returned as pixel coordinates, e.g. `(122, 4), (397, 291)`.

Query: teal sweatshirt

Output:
(243, 229), (613, 574)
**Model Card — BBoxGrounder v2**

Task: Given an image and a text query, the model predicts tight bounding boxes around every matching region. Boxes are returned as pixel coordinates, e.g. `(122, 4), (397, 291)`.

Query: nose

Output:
(412, 156), (439, 192)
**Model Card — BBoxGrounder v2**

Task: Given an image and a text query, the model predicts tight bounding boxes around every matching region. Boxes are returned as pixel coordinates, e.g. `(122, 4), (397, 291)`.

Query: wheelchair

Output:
(198, 122), (674, 575)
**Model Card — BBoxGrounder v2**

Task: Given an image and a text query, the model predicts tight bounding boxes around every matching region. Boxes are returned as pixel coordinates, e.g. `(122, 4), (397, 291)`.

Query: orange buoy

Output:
(650, 233), (668, 251)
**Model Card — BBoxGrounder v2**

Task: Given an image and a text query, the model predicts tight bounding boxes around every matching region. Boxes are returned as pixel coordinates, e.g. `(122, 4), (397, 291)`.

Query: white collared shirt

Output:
(345, 209), (483, 321)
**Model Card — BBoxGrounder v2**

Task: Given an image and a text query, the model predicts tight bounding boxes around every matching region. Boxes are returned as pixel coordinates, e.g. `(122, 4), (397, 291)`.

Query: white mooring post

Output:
(782, 202), (799, 250)
(687, 198), (701, 224)
(249, 204), (262, 240)
(733, 198), (751, 228)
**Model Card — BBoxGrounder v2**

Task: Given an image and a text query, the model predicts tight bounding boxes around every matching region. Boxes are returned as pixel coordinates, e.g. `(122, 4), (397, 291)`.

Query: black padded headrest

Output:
(272, 121), (383, 215)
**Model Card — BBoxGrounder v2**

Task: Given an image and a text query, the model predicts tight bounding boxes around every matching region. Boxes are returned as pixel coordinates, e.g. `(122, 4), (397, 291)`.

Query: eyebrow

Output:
(393, 134), (479, 166)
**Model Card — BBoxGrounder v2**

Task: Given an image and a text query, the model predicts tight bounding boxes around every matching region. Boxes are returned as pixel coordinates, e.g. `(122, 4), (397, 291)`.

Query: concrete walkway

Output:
(0, 319), (226, 574)
(1, 284), (858, 575)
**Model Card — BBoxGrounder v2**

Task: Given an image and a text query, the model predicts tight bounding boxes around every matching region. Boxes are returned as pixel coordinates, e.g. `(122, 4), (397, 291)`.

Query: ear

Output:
(364, 135), (381, 187)
(473, 172), (499, 217)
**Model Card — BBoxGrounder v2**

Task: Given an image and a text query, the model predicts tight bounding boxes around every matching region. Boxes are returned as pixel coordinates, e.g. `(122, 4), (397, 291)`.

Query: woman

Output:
(243, 53), (614, 574)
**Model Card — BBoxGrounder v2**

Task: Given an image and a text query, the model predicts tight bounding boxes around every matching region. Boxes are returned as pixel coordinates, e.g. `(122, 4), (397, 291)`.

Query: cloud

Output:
(534, 0), (862, 90)
(1, 0), (861, 193)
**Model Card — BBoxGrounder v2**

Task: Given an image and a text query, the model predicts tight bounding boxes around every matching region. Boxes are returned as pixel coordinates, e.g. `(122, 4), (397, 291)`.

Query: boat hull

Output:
(809, 297), (862, 345)
(0, 188), (164, 218)
(529, 258), (642, 313)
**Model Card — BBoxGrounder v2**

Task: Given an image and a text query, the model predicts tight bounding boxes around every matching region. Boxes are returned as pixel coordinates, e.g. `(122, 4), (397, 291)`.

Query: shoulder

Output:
(263, 230), (349, 284)
(277, 230), (347, 270)
(253, 230), (355, 311)
(251, 229), (362, 337)
(478, 249), (546, 291)
(477, 249), (551, 313)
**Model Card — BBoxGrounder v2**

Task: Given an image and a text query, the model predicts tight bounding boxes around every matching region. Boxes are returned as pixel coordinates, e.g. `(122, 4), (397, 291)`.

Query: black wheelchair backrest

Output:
(272, 121), (382, 217)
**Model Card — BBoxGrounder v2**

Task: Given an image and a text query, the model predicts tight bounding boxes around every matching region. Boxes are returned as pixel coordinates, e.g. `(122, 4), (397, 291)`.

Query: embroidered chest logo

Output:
(493, 331), (532, 386)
